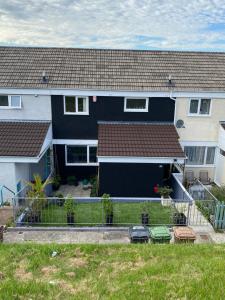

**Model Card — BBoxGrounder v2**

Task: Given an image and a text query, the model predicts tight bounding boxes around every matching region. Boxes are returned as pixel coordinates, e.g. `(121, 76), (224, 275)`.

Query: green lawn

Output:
(39, 202), (175, 226)
(0, 244), (225, 299)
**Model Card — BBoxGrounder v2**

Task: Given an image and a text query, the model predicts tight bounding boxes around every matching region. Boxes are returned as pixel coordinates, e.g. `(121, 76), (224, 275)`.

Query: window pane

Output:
(189, 99), (198, 114)
(65, 96), (76, 112)
(206, 147), (215, 164)
(89, 146), (97, 163)
(200, 99), (211, 115)
(0, 95), (8, 106)
(67, 146), (87, 163)
(184, 146), (205, 165)
(78, 97), (87, 112)
(126, 98), (147, 110)
(11, 96), (21, 107)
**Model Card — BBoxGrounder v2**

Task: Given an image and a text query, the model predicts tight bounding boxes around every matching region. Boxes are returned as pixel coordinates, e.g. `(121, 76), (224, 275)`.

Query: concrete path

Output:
(3, 226), (225, 244)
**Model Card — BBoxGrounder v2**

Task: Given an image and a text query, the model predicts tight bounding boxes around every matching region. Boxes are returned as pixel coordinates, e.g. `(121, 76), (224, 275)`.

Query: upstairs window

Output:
(0, 95), (21, 109)
(184, 146), (215, 165)
(64, 96), (89, 115)
(124, 98), (148, 112)
(66, 145), (98, 165)
(189, 98), (211, 116)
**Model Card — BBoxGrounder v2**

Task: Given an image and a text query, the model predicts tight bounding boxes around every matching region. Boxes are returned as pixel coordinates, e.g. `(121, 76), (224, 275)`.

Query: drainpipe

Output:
(169, 90), (177, 125)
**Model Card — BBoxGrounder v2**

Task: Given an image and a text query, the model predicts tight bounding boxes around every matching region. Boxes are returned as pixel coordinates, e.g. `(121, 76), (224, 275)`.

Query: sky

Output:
(1, 0), (225, 51)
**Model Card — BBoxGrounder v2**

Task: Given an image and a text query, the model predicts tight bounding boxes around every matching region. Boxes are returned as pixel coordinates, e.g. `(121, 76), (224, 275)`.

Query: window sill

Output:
(64, 112), (89, 115)
(124, 109), (148, 113)
(66, 163), (99, 166)
(185, 164), (215, 168)
(0, 107), (22, 110)
(187, 114), (211, 117)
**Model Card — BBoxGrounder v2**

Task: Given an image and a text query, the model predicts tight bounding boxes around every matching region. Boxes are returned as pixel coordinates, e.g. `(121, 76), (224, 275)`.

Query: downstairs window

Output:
(66, 145), (97, 165)
(184, 146), (215, 165)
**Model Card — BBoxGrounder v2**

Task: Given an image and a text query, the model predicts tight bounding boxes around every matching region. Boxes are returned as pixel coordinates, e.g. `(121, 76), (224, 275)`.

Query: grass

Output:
(38, 202), (175, 226)
(1, 243), (225, 299)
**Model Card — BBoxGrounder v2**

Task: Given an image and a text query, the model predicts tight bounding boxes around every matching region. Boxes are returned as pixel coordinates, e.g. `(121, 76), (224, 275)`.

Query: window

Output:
(189, 98), (211, 115)
(124, 98), (148, 112)
(66, 145), (98, 165)
(0, 95), (21, 108)
(64, 96), (89, 115)
(184, 146), (215, 165)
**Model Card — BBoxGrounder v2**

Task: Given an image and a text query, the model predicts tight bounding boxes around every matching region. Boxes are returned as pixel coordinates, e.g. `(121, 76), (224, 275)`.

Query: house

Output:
(1, 47), (225, 198)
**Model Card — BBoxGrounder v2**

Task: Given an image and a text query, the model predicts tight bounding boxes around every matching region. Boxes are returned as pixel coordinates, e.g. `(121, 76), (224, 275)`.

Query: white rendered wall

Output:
(0, 95), (51, 120)
(0, 162), (16, 202)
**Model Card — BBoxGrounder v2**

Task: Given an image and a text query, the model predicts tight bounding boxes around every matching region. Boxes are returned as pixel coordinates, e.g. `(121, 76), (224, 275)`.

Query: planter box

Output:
(161, 197), (172, 207)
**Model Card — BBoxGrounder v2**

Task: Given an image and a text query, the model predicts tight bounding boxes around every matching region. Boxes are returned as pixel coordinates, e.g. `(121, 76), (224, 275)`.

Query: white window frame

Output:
(0, 95), (22, 109)
(65, 144), (98, 166)
(184, 145), (216, 167)
(63, 96), (89, 115)
(188, 98), (211, 117)
(124, 97), (149, 112)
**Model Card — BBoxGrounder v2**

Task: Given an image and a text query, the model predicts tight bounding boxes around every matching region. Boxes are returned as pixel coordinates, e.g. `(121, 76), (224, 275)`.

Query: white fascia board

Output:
(40, 124), (52, 154)
(0, 156), (39, 163)
(53, 139), (98, 145)
(1, 87), (225, 98)
(97, 156), (185, 164)
(180, 141), (218, 147)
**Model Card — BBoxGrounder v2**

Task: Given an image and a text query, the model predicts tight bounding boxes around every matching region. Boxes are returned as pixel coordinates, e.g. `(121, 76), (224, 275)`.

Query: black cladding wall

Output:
(51, 96), (175, 139)
(98, 163), (170, 197)
(54, 145), (98, 181)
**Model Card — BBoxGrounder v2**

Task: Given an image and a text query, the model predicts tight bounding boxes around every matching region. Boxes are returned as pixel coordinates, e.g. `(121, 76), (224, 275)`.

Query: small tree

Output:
(157, 186), (173, 198)
(25, 174), (52, 223)
(101, 194), (113, 225)
(64, 195), (76, 224)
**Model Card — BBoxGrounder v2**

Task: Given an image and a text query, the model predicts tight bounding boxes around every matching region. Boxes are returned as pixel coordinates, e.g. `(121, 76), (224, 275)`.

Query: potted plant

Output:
(141, 202), (150, 225)
(158, 186), (173, 206)
(25, 174), (52, 224)
(173, 204), (187, 226)
(64, 195), (76, 225)
(52, 174), (61, 191)
(55, 192), (65, 207)
(101, 194), (113, 225)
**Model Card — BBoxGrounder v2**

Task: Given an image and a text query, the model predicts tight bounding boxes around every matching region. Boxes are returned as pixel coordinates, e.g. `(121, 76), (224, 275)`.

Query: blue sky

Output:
(1, 0), (225, 51)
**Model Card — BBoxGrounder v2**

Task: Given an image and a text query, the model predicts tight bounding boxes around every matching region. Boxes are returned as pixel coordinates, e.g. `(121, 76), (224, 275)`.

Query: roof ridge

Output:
(0, 45), (225, 55)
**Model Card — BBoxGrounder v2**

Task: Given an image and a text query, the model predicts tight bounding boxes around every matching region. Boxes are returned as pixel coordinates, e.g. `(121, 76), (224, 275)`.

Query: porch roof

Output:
(98, 122), (185, 159)
(0, 121), (50, 158)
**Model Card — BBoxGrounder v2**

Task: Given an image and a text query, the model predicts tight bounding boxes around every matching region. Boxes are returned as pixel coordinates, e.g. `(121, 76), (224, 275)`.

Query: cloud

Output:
(0, 0), (225, 51)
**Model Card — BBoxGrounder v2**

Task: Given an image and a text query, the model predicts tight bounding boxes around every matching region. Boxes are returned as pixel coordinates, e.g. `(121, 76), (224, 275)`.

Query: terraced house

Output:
(0, 47), (225, 199)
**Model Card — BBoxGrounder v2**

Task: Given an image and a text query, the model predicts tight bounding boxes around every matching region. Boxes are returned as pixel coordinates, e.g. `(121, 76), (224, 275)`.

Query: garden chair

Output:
(184, 170), (195, 185)
(199, 171), (211, 185)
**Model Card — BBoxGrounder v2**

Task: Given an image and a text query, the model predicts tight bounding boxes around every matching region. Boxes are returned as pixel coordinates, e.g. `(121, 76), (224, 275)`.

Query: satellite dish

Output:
(176, 119), (185, 128)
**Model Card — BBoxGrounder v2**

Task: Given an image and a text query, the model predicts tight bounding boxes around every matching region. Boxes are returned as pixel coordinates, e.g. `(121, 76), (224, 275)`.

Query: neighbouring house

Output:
(1, 47), (225, 198)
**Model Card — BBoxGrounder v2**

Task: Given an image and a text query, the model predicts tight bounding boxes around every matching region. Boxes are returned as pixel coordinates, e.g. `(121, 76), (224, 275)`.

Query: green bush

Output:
(64, 195), (76, 214)
(67, 176), (77, 186)
(211, 185), (225, 203)
(90, 176), (98, 197)
(101, 194), (113, 216)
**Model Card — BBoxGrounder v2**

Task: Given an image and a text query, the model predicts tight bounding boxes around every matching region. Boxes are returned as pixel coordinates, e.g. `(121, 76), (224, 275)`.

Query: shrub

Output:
(90, 176), (98, 197)
(67, 176), (77, 186)
(52, 174), (61, 190)
(211, 185), (225, 203)
(64, 195), (76, 214)
(157, 186), (173, 198)
(101, 194), (113, 216)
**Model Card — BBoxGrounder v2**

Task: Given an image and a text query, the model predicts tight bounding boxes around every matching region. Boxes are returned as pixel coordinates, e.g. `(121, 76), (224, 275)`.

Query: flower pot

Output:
(67, 212), (75, 225)
(161, 196), (172, 207)
(141, 213), (149, 225)
(106, 213), (113, 226)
